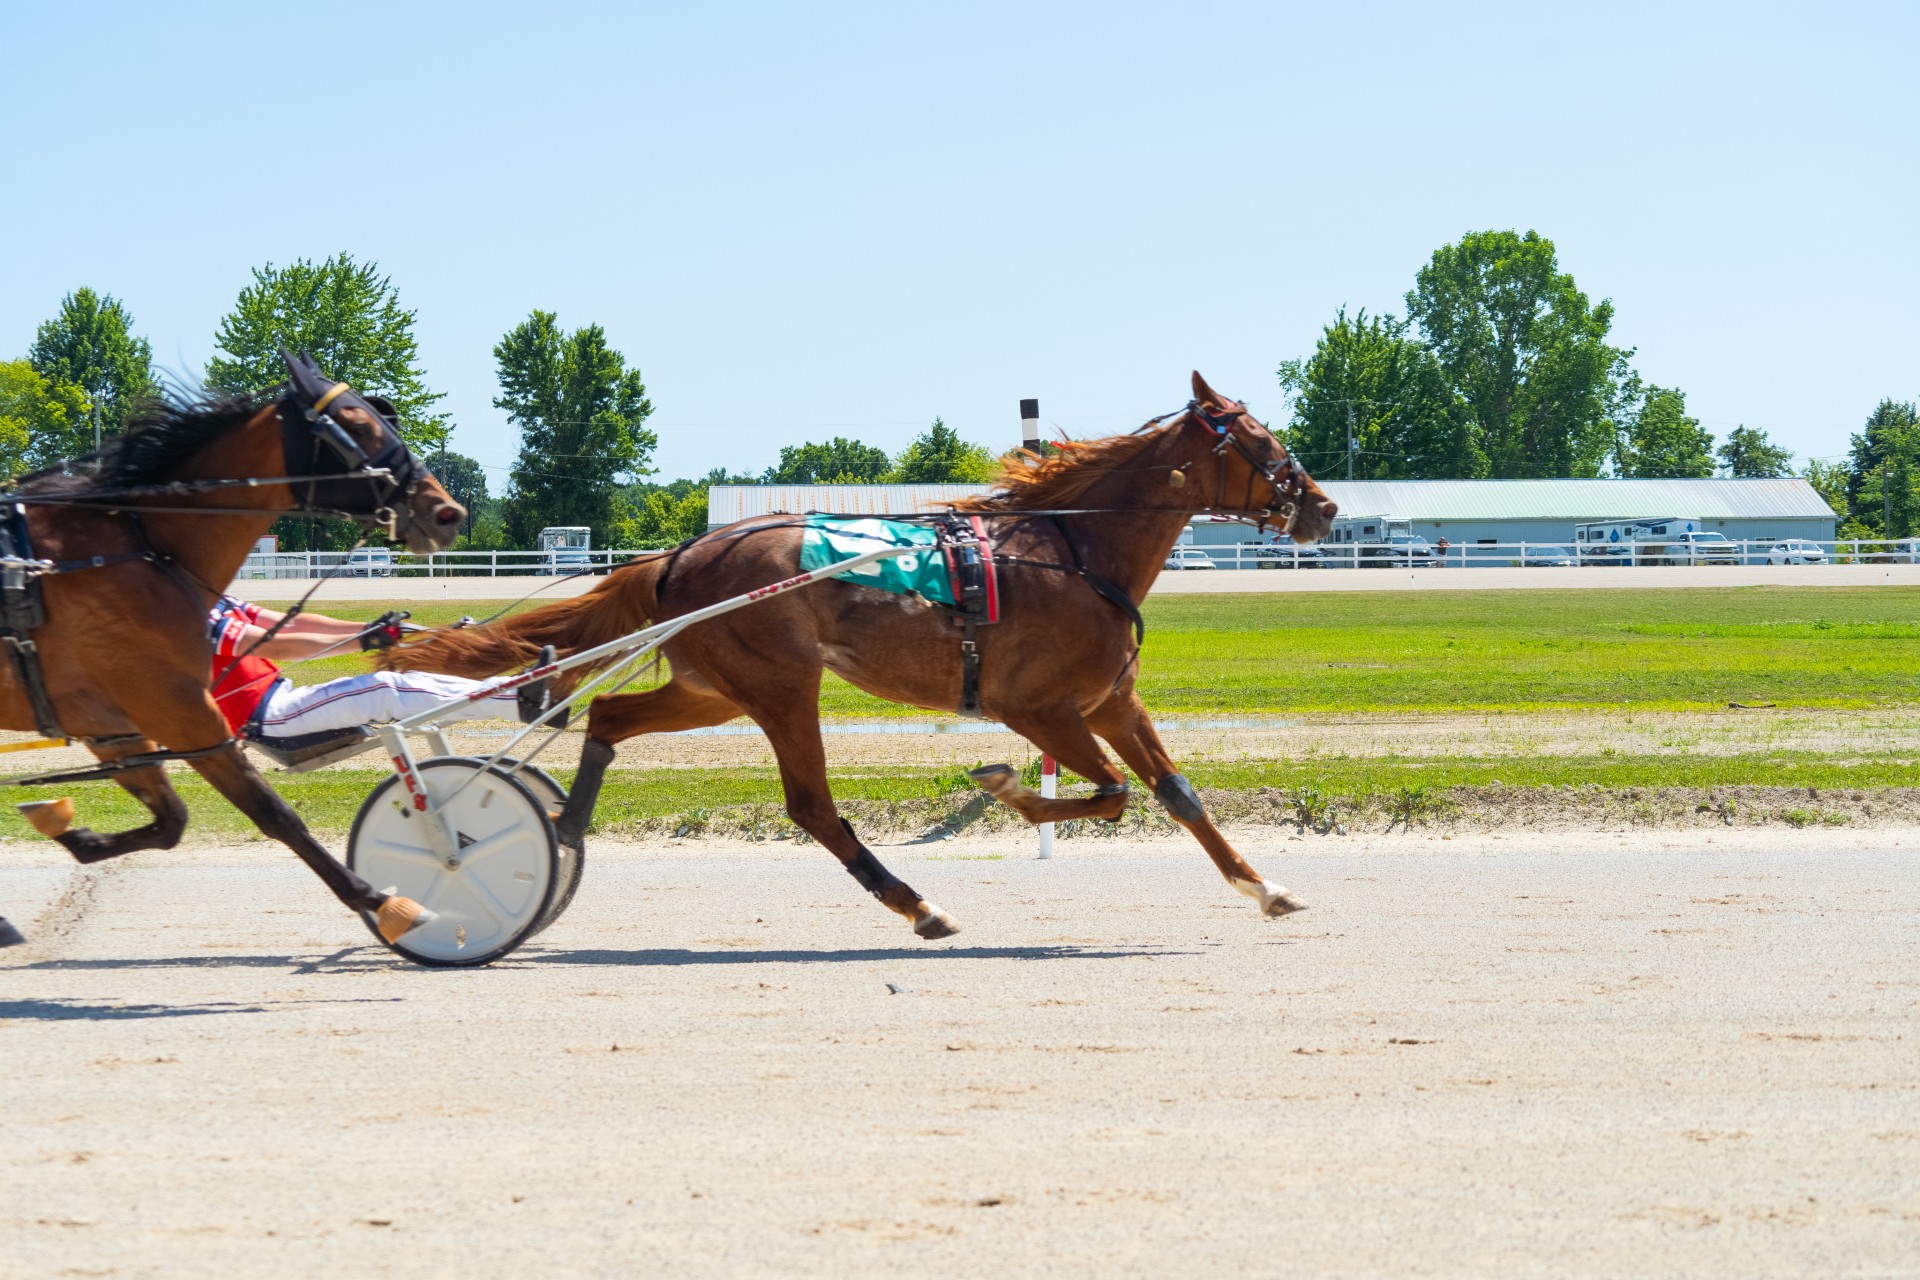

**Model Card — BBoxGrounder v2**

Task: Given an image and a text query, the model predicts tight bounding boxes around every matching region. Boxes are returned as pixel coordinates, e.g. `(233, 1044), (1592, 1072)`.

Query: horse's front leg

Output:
(17, 737), (189, 864)
(1089, 690), (1305, 918)
(182, 738), (431, 942)
(972, 708), (1134, 825)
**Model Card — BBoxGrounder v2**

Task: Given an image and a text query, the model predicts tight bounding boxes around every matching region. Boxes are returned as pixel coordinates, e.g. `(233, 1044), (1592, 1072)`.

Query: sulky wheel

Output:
(494, 757), (584, 935)
(347, 757), (558, 967)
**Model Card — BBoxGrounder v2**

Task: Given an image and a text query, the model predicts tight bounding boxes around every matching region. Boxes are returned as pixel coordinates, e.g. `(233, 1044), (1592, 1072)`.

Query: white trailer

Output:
(1572, 517), (1703, 566)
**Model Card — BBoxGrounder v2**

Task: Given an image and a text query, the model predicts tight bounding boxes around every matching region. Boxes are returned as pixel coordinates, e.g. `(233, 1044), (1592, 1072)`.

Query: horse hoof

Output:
(1260, 886), (1307, 917)
(18, 798), (74, 838)
(966, 764), (1016, 795)
(375, 896), (438, 944)
(1235, 878), (1307, 918)
(0, 917), (25, 948)
(913, 905), (962, 940)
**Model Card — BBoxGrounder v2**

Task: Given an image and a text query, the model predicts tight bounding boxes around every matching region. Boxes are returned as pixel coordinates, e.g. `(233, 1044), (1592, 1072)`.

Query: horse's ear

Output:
(280, 348), (320, 391)
(1192, 370), (1223, 408)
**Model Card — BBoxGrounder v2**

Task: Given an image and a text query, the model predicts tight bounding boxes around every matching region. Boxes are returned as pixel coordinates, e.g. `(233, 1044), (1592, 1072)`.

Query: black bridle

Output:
(1173, 398), (1314, 534)
(6, 353), (434, 540)
(274, 350), (432, 543)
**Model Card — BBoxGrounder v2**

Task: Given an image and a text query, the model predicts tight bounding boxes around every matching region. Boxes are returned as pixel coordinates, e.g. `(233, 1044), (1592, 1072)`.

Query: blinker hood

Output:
(279, 348), (402, 436)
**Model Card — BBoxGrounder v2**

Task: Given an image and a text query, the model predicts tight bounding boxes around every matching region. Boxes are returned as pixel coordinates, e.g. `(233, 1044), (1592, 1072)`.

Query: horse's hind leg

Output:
(555, 677), (743, 850)
(1089, 689), (1304, 918)
(969, 708), (1133, 825)
(735, 685), (959, 939)
(18, 738), (189, 864)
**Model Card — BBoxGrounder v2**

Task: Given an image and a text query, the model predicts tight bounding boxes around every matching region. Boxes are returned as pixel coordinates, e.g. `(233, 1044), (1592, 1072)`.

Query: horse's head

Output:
(1181, 371), (1337, 542)
(278, 351), (465, 553)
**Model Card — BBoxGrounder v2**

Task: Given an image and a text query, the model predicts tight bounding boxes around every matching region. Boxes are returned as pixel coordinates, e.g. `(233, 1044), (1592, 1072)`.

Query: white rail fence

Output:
(238, 550), (653, 579)
(1167, 538), (1920, 571)
(238, 539), (1920, 579)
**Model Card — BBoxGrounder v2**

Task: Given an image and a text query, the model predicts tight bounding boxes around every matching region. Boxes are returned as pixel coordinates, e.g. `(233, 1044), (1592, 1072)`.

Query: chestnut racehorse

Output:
(388, 373), (1336, 938)
(0, 353), (464, 946)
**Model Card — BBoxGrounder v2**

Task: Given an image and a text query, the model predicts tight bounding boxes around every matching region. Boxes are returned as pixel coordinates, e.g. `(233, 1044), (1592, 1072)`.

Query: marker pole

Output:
(1038, 754), (1057, 859)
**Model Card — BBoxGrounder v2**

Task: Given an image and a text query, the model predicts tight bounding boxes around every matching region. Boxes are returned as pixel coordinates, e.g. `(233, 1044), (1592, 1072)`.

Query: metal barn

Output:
(1180, 479), (1837, 549)
(710, 479), (1838, 550)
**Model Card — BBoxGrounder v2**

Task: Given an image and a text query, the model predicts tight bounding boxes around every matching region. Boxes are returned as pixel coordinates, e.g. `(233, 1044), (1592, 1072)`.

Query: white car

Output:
(1767, 539), (1827, 565)
(343, 546), (394, 578)
(1162, 547), (1217, 570)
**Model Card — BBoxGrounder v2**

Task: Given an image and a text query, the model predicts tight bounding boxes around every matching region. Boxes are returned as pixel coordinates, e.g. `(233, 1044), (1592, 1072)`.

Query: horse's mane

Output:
(954, 420), (1172, 512)
(14, 388), (268, 494)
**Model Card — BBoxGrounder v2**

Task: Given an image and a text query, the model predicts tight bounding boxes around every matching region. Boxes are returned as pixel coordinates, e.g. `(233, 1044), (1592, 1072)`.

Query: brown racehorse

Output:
(0, 354), (464, 946)
(388, 373), (1336, 938)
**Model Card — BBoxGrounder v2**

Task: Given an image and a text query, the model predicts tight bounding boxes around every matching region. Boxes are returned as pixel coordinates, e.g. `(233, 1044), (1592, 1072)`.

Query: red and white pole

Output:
(1038, 754), (1057, 859)
(1023, 397), (1057, 861)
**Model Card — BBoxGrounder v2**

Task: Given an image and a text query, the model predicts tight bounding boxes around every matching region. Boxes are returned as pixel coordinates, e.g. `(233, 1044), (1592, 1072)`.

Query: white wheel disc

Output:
(494, 757), (584, 936)
(348, 758), (557, 966)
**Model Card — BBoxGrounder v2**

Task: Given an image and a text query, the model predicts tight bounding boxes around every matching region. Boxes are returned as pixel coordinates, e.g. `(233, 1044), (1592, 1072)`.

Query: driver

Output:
(208, 596), (533, 739)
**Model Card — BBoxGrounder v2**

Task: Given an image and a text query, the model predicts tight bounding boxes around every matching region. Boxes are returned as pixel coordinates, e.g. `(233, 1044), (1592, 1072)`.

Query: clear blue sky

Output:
(3, 1), (1915, 489)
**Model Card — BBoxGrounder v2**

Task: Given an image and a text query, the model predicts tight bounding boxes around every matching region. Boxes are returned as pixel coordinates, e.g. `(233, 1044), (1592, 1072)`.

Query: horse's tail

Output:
(383, 554), (672, 679)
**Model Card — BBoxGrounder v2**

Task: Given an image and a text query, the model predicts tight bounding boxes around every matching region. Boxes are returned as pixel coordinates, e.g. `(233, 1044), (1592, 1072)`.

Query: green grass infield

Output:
(279, 586), (1920, 716)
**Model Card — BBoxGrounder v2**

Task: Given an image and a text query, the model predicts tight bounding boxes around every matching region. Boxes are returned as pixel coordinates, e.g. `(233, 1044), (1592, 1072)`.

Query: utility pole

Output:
(1346, 402), (1357, 481)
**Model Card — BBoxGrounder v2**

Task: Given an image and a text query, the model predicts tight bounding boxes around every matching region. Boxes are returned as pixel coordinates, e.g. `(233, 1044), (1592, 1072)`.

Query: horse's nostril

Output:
(435, 503), (464, 525)
(1320, 501), (1338, 518)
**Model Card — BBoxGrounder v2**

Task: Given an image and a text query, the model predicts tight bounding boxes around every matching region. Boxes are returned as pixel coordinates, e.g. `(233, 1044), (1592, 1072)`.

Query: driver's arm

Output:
(247, 609), (374, 661)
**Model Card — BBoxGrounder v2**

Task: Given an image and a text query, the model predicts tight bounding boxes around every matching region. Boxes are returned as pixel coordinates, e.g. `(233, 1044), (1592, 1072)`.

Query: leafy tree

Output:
(1618, 386), (1714, 478)
(886, 418), (996, 482)
(28, 288), (155, 444)
(495, 310), (655, 547)
(765, 437), (890, 483)
(1842, 399), (1920, 533)
(609, 469), (752, 547)
(1406, 229), (1633, 478)
(1277, 307), (1475, 479)
(1716, 425), (1794, 478)
(1802, 459), (1849, 518)
(615, 487), (710, 547)
(0, 359), (91, 474)
(206, 254), (449, 453)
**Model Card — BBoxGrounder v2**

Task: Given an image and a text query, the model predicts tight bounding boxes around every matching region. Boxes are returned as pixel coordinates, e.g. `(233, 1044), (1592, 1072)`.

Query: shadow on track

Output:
(8, 944), (1190, 973)
(0, 994), (407, 1020)
(0, 997), (274, 1021)
(508, 944), (1192, 967)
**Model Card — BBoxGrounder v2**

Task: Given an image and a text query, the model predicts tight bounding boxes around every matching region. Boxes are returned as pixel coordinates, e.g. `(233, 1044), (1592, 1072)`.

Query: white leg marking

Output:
(1234, 878), (1306, 918)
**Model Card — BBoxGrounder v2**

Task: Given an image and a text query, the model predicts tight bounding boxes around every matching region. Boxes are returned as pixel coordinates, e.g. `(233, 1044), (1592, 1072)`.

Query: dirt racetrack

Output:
(3, 830), (1917, 1278)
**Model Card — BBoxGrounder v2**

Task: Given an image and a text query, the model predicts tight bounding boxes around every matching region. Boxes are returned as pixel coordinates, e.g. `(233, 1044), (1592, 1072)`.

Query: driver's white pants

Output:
(257, 672), (520, 737)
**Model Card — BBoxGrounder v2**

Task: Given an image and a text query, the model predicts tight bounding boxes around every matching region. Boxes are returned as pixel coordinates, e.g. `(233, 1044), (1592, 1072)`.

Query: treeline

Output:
(8, 237), (1913, 551)
(1277, 227), (1912, 535)
(0, 255), (994, 552)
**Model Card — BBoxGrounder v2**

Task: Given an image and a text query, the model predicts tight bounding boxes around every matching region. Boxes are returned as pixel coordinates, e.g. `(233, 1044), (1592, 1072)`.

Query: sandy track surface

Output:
(2, 833), (1916, 1278)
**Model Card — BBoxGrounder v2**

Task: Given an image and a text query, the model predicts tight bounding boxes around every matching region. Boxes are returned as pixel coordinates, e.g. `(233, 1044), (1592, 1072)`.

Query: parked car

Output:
(1162, 547), (1217, 570)
(344, 546), (394, 578)
(1360, 534), (1437, 568)
(1521, 544), (1577, 567)
(1766, 539), (1827, 565)
(1671, 531), (1739, 565)
(1252, 538), (1324, 569)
